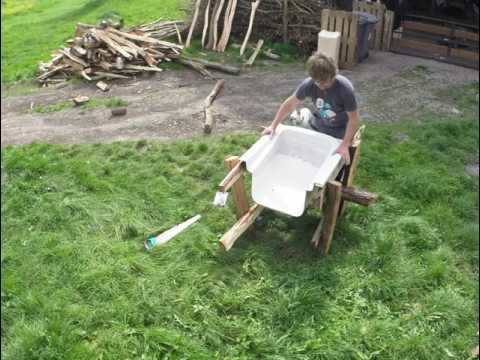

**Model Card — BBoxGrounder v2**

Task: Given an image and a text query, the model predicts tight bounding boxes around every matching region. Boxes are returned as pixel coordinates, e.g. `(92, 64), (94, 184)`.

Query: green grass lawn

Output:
(1, 84), (479, 359)
(1, 0), (186, 83)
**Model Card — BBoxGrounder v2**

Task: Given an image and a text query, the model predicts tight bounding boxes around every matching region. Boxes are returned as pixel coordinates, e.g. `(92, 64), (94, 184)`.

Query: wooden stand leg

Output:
(219, 204), (264, 251)
(224, 156), (249, 219)
(339, 126), (365, 216)
(312, 181), (342, 255)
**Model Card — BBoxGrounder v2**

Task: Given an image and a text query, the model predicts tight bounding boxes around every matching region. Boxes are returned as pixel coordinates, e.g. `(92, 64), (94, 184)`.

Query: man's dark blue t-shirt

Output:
(294, 75), (357, 139)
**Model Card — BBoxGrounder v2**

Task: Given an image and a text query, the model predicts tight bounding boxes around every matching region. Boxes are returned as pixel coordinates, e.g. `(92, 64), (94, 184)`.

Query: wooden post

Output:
(209, 0), (226, 50)
(219, 160), (244, 192)
(224, 156), (249, 219)
(219, 204), (264, 251)
(341, 187), (377, 207)
(346, 12), (359, 69)
(337, 125), (365, 216)
(282, 0), (288, 44)
(201, 0), (212, 48)
(313, 180), (343, 254)
(204, 79), (225, 134)
(186, 0), (203, 48)
(240, 0), (261, 56)
(245, 39), (264, 66)
(382, 10), (394, 51)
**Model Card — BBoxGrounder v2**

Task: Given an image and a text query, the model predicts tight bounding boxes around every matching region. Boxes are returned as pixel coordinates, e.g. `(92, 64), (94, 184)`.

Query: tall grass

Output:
(1, 84), (479, 359)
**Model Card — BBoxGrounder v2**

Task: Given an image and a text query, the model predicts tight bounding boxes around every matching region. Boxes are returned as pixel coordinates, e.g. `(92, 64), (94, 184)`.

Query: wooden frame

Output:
(217, 127), (377, 254)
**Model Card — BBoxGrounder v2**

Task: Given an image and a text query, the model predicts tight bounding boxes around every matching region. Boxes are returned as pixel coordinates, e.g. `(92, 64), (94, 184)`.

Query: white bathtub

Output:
(241, 125), (343, 217)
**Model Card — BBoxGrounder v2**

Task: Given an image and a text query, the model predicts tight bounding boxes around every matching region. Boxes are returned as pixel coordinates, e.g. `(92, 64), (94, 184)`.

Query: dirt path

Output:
(1, 52), (478, 146)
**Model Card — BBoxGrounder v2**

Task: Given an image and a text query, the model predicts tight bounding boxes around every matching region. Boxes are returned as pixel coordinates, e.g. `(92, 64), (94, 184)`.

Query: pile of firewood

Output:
(37, 21), (186, 86)
(186, 0), (347, 55)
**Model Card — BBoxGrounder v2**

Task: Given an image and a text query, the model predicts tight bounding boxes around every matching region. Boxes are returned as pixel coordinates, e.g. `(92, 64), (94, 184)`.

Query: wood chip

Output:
(72, 96), (90, 105)
(96, 81), (110, 91)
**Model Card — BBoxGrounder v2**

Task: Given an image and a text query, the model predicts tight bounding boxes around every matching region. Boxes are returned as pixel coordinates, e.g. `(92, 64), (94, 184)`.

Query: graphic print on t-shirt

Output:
(316, 98), (336, 122)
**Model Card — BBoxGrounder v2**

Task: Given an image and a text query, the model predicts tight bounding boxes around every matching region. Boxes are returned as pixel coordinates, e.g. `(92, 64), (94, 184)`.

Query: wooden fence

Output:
(354, 0), (394, 51)
(321, 10), (359, 70)
(321, 2), (394, 69)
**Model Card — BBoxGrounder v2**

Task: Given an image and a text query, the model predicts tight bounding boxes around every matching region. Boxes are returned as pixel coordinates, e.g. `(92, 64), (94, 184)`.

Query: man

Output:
(262, 52), (360, 165)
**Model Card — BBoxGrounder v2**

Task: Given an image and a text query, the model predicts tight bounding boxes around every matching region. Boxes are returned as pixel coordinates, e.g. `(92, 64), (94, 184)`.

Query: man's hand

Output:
(261, 125), (276, 136)
(336, 144), (351, 165)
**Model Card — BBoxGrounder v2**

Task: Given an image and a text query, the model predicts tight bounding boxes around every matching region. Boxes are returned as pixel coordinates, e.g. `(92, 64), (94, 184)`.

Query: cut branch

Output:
(201, 0), (212, 48)
(204, 79), (225, 134)
(341, 187), (377, 207)
(240, 0), (260, 56)
(186, 0), (203, 48)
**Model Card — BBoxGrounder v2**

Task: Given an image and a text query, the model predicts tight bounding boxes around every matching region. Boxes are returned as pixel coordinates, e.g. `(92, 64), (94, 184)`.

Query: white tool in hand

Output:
(144, 215), (201, 250)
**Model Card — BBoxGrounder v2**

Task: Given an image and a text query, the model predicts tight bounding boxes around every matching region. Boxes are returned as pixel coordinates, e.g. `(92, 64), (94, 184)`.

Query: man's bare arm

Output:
(263, 96), (302, 135)
(336, 110), (359, 165)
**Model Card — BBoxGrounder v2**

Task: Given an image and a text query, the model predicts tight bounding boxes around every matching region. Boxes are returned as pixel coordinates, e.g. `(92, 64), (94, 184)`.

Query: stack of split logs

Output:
(187, 0), (344, 56)
(37, 21), (185, 87)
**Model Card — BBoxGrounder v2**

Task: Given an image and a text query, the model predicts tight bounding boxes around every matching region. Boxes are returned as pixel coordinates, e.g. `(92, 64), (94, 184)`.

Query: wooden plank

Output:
(93, 29), (133, 60)
(391, 41), (479, 69)
(177, 58), (214, 78)
(207, 0), (224, 49)
(321, 9), (330, 31)
(245, 39), (264, 66)
(283, 0), (289, 44)
(359, 2), (385, 50)
(218, 0), (238, 52)
(314, 181), (342, 254)
(186, 0), (202, 48)
(184, 57), (241, 75)
(339, 125), (364, 215)
(204, 79), (225, 134)
(335, 12), (345, 64)
(382, 10), (394, 51)
(219, 0), (235, 50)
(219, 161), (244, 192)
(219, 204), (264, 251)
(104, 29), (142, 57)
(211, 0), (226, 50)
(225, 156), (249, 219)
(93, 71), (130, 79)
(59, 49), (88, 67)
(374, 5), (385, 50)
(346, 13), (358, 69)
(124, 64), (164, 72)
(201, 0), (211, 48)
(395, 37), (449, 57)
(402, 21), (452, 38)
(451, 48), (480, 62)
(322, 10), (358, 69)
(204, 79), (225, 107)
(454, 29), (480, 44)
(240, 0), (260, 56)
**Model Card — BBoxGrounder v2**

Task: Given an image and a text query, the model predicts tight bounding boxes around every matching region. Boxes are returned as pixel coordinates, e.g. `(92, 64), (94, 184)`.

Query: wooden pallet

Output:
(321, 10), (359, 70)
